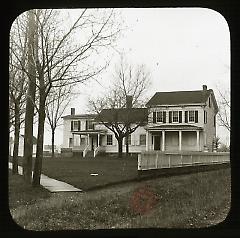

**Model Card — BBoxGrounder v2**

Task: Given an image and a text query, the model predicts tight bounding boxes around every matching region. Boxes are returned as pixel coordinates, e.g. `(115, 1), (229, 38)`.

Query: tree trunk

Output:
(32, 93), (46, 187)
(126, 134), (129, 157)
(117, 137), (123, 158)
(51, 128), (55, 158)
(23, 10), (37, 183)
(12, 103), (20, 174)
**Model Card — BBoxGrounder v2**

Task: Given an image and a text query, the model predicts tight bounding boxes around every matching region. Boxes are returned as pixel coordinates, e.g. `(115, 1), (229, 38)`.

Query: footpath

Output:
(8, 162), (82, 192)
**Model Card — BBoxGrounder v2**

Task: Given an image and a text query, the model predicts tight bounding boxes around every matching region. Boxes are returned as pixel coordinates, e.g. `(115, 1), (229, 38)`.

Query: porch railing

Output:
(138, 151), (230, 170)
(93, 146), (100, 157)
(83, 144), (91, 158)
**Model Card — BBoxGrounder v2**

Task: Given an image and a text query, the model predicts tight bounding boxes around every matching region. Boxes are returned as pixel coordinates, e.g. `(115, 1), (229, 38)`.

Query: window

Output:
(185, 110), (198, 123)
(139, 134), (146, 145)
(125, 135), (131, 145)
(107, 134), (113, 145)
(153, 111), (166, 123)
(69, 138), (73, 147)
(169, 111), (182, 123)
(156, 111), (163, 122)
(173, 111), (179, 122)
(71, 120), (81, 131)
(86, 120), (94, 130)
(214, 115), (216, 127)
(189, 111), (195, 122)
(204, 111), (207, 124)
(209, 97), (211, 107)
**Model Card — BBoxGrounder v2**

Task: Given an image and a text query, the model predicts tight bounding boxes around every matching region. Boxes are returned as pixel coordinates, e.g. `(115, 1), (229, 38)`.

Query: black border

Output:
(1, 0), (240, 237)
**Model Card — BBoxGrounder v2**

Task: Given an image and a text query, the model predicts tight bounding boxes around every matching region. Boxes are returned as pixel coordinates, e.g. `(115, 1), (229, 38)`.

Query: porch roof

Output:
(72, 129), (107, 135)
(146, 124), (203, 131)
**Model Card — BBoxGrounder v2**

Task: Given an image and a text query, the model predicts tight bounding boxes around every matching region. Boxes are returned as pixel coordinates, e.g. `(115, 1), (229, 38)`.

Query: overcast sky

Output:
(41, 8), (230, 146)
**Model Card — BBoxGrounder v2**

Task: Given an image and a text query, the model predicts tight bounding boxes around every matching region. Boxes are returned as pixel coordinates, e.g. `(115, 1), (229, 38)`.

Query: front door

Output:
(154, 135), (161, 150)
(91, 137), (94, 151)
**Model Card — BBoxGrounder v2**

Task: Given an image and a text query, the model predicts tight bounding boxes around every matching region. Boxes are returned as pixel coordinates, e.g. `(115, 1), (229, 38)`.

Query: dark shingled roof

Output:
(95, 108), (148, 124)
(146, 89), (213, 106)
(62, 114), (97, 120)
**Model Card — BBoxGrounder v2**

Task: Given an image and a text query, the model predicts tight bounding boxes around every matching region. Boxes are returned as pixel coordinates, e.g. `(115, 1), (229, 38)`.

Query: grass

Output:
(9, 167), (231, 230)
(8, 170), (51, 209)
(42, 156), (138, 190)
(13, 155), (139, 190)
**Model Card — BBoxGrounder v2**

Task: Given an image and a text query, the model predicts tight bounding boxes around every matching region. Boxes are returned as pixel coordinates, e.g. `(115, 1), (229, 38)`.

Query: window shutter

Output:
(163, 111), (166, 123)
(204, 111), (207, 124)
(78, 121), (81, 131)
(71, 121), (73, 131)
(185, 111), (188, 123)
(195, 111), (198, 123)
(153, 112), (156, 123)
(169, 111), (172, 123)
(179, 111), (182, 123)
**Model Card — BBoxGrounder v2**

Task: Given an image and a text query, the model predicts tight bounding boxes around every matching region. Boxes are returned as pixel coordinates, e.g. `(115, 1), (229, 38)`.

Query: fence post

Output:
(138, 153), (141, 170)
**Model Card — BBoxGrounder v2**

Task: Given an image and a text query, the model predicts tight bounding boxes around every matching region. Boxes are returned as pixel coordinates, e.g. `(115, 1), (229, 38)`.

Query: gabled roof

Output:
(146, 89), (213, 106)
(95, 108), (148, 124)
(62, 114), (97, 120)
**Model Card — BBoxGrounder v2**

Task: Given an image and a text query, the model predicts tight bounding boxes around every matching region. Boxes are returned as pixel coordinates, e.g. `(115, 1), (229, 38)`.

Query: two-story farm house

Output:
(62, 85), (218, 157)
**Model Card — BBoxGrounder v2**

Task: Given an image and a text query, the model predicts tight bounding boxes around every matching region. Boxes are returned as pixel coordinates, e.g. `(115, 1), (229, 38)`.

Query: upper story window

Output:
(107, 134), (113, 145)
(169, 111), (182, 123)
(214, 115), (216, 127)
(71, 120), (81, 131)
(184, 110), (198, 123)
(86, 120), (94, 130)
(172, 111), (179, 122)
(189, 111), (195, 122)
(153, 111), (166, 123)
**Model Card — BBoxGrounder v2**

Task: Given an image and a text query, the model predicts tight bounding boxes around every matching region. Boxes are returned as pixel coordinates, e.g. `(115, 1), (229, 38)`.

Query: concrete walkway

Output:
(8, 162), (82, 193)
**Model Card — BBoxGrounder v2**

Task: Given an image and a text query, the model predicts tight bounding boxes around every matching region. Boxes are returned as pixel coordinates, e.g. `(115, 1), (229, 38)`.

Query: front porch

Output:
(146, 125), (204, 152)
(72, 130), (107, 157)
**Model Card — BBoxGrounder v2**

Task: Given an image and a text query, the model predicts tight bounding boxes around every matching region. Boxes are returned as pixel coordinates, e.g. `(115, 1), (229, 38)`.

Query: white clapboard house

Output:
(62, 85), (218, 157)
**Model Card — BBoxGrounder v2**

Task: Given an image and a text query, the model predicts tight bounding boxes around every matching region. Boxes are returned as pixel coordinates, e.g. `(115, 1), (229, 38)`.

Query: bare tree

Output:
(9, 12), (29, 174)
(11, 9), (121, 186)
(217, 87), (230, 132)
(45, 84), (73, 158)
(23, 10), (38, 183)
(89, 58), (151, 158)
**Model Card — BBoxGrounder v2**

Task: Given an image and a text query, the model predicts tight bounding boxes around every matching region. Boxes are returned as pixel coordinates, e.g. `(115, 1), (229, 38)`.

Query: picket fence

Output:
(138, 151), (230, 171)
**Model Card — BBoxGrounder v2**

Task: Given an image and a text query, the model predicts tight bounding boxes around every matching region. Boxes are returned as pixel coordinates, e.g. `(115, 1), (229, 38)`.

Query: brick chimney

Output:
(126, 95), (133, 109)
(71, 108), (75, 115)
(202, 85), (207, 91)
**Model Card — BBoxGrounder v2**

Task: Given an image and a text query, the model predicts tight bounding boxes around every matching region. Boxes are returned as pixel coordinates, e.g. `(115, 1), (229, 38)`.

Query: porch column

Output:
(179, 130), (182, 151)
(146, 131), (149, 151)
(87, 134), (90, 146)
(97, 133), (100, 147)
(196, 130), (200, 151)
(162, 130), (165, 151)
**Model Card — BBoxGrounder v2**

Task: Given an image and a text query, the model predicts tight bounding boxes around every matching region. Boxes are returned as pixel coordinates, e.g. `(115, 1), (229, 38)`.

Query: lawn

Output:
(8, 171), (51, 209)
(14, 155), (139, 190)
(9, 167), (231, 230)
